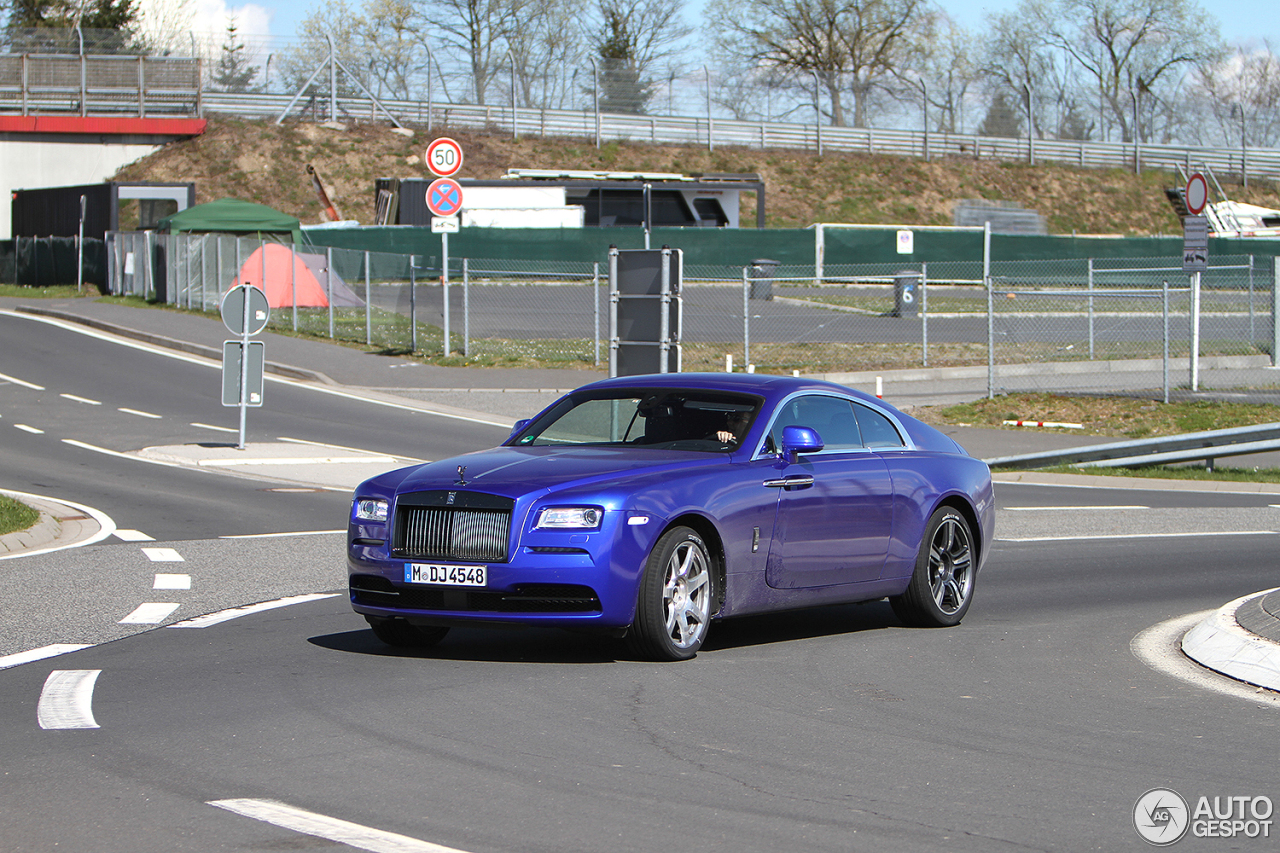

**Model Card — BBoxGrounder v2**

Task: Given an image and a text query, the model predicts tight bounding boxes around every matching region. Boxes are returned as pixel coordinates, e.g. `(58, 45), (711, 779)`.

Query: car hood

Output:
(392, 445), (723, 498)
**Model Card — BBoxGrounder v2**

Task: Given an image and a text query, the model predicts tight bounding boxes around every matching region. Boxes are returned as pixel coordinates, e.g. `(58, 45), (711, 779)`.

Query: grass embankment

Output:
(0, 495), (39, 537)
(921, 392), (1280, 483)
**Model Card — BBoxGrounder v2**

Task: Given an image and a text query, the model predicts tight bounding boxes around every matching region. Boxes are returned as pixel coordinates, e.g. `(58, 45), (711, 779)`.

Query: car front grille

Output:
(391, 491), (513, 562)
(349, 575), (601, 613)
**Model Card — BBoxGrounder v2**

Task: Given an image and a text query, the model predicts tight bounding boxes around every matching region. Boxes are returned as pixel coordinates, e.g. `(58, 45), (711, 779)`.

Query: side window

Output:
(768, 395), (864, 453)
(853, 403), (905, 448)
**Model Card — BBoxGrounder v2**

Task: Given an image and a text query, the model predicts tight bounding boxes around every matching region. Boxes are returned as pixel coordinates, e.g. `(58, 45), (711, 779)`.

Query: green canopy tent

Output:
(157, 198), (305, 243)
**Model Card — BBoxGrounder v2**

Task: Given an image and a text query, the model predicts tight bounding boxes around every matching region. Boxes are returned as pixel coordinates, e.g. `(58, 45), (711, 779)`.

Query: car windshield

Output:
(512, 389), (763, 451)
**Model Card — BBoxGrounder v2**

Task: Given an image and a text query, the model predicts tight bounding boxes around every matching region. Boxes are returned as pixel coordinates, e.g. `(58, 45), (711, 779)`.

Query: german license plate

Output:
(404, 563), (487, 587)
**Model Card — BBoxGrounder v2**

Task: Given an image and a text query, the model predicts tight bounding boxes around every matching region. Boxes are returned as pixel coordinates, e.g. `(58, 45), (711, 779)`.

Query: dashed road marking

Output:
(170, 593), (340, 628)
(153, 573), (191, 590)
(119, 602), (181, 624)
(114, 529), (154, 541)
(0, 644), (92, 671)
(14, 424), (43, 434)
(1003, 505), (1148, 511)
(118, 407), (161, 419)
(59, 393), (101, 405)
(221, 529), (344, 539)
(999, 530), (1279, 542)
(142, 547), (184, 562)
(38, 670), (101, 730)
(0, 370), (44, 390)
(192, 422), (238, 433)
(209, 798), (472, 853)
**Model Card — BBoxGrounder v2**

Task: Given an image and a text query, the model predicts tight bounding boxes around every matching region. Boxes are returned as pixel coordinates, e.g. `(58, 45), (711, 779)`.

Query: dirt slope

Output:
(112, 117), (1280, 234)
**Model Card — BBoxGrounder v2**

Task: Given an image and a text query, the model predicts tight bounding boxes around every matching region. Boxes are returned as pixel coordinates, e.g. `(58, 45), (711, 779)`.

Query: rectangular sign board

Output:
(1183, 215), (1209, 273)
(222, 340), (265, 406)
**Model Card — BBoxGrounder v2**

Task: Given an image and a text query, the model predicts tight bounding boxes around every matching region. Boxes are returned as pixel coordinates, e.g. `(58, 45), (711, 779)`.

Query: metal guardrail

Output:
(196, 92), (1280, 181)
(986, 423), (1280, 469)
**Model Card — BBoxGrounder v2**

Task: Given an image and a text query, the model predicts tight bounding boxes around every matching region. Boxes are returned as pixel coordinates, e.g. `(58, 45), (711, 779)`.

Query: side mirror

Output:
(780, 426), (823, 464)
(507, 418), (531, 442)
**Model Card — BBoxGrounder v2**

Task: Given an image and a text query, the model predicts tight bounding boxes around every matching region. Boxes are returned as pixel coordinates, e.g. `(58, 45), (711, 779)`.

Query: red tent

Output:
(233, 243), (363, 308)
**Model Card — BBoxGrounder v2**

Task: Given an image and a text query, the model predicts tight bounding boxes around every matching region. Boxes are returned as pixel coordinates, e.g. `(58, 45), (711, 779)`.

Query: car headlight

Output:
(536, 507), (603, 530)
(354, 498), (388, 523)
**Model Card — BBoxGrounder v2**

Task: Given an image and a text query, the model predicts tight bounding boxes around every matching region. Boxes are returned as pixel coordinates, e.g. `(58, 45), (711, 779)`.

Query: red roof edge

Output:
(0, 116), (207, 136)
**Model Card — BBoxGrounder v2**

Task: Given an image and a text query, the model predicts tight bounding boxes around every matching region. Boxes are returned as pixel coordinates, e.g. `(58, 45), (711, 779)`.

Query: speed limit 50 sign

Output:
(426, 137), (463, 178)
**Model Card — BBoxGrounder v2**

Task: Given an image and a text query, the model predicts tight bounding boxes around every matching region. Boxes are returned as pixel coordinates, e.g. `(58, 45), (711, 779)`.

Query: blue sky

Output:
(204, 0), (1266, 54)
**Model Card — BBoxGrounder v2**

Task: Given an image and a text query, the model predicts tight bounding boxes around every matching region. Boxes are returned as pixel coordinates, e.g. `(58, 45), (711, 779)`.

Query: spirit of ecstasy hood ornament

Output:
(456, 465), (467, 485)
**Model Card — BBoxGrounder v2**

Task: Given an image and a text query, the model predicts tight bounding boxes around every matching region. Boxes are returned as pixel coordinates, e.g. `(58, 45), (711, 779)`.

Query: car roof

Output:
(573, 372), (883, 406)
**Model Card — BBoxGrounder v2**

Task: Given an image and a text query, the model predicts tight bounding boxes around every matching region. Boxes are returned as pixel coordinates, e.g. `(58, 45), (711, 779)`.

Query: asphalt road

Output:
(2, 309), (1280, 852)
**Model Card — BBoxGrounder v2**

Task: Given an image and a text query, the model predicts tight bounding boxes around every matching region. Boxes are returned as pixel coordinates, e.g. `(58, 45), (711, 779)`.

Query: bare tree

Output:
(903, 11), (979, 133)
(588, 0), (689, 114)
(501, 0), (588, 109)
(1040, 0), (1223, 142)
(709, 0), (927, 128)
(1196, 40), (1280, 149)
(418, 0), (513, 104)
(980, 2), (1058, 139)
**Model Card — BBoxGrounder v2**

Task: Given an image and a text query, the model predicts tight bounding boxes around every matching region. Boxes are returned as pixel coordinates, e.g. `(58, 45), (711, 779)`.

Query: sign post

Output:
(220, 283), (269, 450)
(1182, 173), (1210, 391)
(426, 174), (465, 357)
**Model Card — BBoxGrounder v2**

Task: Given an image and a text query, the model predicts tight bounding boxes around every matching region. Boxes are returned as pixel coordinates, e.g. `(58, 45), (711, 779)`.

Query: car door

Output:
(763, 394), (895, 590)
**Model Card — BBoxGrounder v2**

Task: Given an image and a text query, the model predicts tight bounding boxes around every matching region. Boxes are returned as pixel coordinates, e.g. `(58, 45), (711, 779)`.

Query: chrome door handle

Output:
(764, 475), (815, 489)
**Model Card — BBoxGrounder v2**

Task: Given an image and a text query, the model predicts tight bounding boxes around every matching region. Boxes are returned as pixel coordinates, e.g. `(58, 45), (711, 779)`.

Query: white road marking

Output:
(142, 547), (184, 562)
(118, 407), (161, 419)
(61, 438), (192, 471)
(1003, 505), (1148, 511)
(0, 644), (92, 671)
(0, 489), (116, 560)
(0, 370), (44, 390)
(280, 436), (427, 463)
(208, 798), (473, 853)
(220, 529), (344, 539)
(14, 424), (43, 434)
(154, 573), (191, 590)
(999, 530), (1279, 542)
(113, 529), (154, 541)
(192, 422), (238, 433)
(1132, 612), (1280, 707)
(169, 593), (340, 628)
(119, 602), (181, 624)
(198, 455), (398, 468)
(59, 393), (101, 405)
(37, 670), (101, 730)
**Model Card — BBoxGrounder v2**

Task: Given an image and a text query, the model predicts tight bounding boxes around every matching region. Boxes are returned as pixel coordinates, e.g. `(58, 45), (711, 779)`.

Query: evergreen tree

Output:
(978, 92), (1024, 137)
(212, 17), (259, 93)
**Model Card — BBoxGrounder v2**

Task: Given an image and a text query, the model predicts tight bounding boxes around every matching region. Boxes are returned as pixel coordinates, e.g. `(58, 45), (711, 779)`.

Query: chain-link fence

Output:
(103, 232), (1277, 398)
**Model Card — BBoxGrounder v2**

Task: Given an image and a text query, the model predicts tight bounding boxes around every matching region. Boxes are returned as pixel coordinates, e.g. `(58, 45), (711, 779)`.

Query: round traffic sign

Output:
(426, 178), (464, 217)
(425, 137), (464, 178)
(220, 283), (270, 336)
(1185, 172), (1209, 216)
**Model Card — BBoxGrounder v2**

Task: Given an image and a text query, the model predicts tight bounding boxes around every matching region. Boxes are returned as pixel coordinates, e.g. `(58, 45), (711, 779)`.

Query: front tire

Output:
(628, 526), (714, 661)
(365, 616), (450, 649)
(890, 507), (976, 627)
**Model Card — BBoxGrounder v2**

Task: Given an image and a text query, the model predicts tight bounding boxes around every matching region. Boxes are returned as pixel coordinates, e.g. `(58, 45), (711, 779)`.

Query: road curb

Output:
(1182, 589), (1280, 692)
(992, 470), (1280, 495)
(0, 491), (101, 557)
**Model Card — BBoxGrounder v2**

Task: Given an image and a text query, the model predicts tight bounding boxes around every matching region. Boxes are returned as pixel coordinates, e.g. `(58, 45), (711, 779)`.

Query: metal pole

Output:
(920, 263), (928, 367)
(985, 222), (994, 398)
(589, 57), (600, 149)
(410, 256), (418, 353)
(76, 195), (85, 293)
(659, 248), (671, 373)
(1190, 270), (1201, 391)
(326, 34), (337, 122)
(238, 284), (250, 451)
(291, 242), (298, 331)
(812, 70), (822, 156)
(1248, 254), (1255, 343)
(510, 51), (518, 140)
(1025, 83), (1034, 165)
(608, 246), (618, 378)
(1087, 258), (1094, 359)
(1162, 279), (1170, 404)
(327, 247), (335, 338)
(742, 266), (750, 369)
(704, 65), (713, 152)
(365, 250), (372, 345)
(1272, 257), (1280, 368)
(593, 261), (600, 367)
(442, 234), (451, 357)
(463, 258), (470, 358)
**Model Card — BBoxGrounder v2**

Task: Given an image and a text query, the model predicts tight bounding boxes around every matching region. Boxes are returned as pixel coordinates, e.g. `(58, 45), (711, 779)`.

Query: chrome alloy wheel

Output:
(927, 514), (974, 615)
(662, 538), (712, 649)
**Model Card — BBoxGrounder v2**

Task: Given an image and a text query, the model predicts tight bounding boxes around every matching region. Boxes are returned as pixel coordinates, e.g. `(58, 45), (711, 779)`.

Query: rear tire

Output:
(890, 507), (976, 628)
(365, 616), (450, 648)
(627, 526), (714, 661)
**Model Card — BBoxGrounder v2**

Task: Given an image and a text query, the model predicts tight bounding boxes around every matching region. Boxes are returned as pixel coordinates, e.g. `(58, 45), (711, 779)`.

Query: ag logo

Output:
(1134, 788), (1190, 845)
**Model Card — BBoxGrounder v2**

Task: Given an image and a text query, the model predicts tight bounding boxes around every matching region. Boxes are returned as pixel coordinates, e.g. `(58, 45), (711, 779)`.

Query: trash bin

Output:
(892, 270), (919, 317)
(749, 258), (778, 300)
